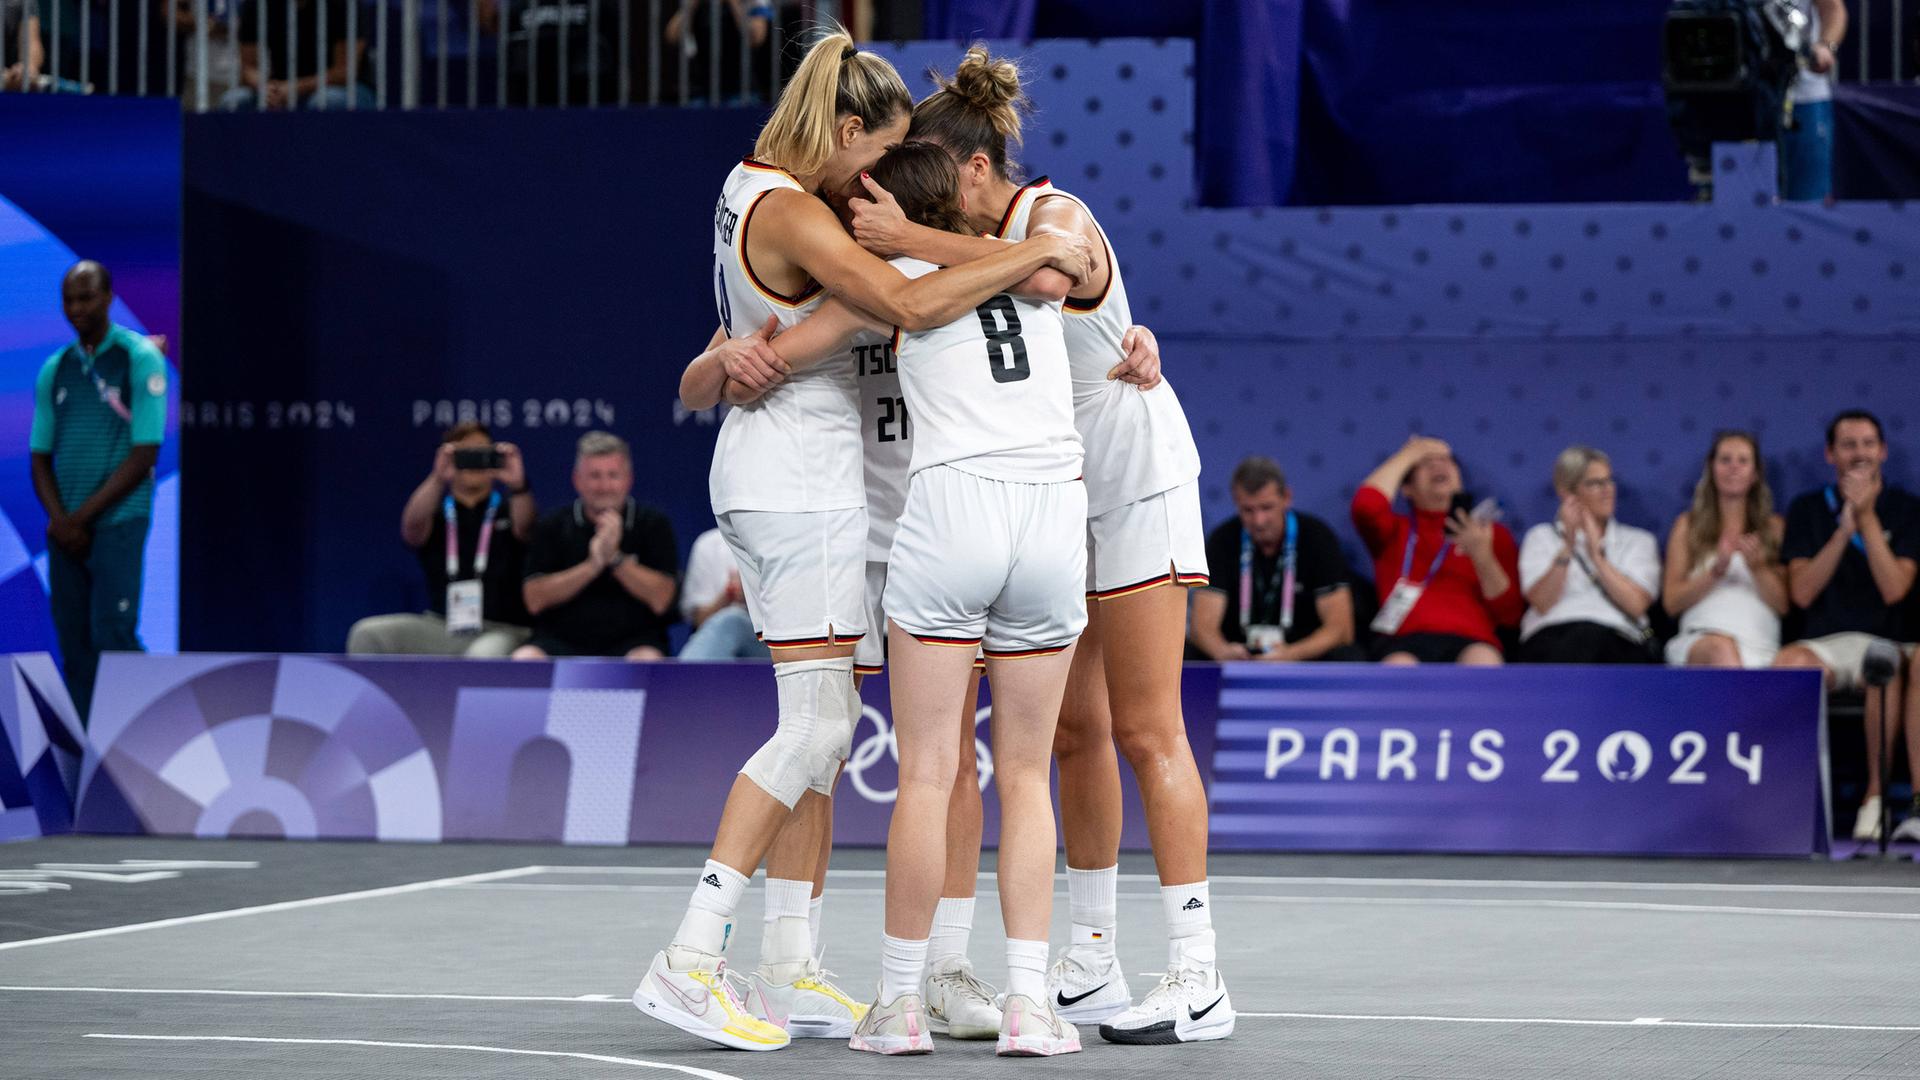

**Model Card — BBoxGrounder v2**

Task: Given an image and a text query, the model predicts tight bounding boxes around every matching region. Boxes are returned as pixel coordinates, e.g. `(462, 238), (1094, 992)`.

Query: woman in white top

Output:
(1662, 431), (1788, 668)
(849, 46), (1232, 1047)
(1517, 446), (1663, 664)
(641, 30), (1093, 1056)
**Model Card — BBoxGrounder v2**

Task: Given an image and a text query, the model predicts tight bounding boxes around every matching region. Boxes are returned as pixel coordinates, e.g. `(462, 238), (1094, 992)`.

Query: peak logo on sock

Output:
(702, 873), (723, 887)
(1181, 897), (1205, 911)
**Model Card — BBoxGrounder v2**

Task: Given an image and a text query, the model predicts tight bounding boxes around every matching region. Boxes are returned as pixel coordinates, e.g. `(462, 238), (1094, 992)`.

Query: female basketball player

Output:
(699, 141), (1092, 1056)
(636, 32), (1093, 1054)
(850, 46), (1234, 1045)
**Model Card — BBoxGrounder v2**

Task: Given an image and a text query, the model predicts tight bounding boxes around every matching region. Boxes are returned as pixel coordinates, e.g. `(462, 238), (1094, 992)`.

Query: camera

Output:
(453, 446), (505, 471)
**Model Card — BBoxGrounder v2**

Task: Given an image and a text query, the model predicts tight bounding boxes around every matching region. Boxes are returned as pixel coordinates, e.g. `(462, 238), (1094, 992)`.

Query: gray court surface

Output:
(3, 837), (1919, 1079)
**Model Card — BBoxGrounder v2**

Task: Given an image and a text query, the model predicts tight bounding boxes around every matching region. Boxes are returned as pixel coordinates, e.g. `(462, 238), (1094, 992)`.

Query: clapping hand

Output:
(589, 511), (623, 569)
(1837, 467), (1881, 525)
(1732, 532), (1766, 568)
(1710, 532), (1737, 577)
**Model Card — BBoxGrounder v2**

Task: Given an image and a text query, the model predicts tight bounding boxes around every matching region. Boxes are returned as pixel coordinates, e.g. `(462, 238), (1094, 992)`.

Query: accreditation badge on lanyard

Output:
(446, 492), (501, 635)
(1241, 512), (1296, 655)
(1370, 527), (1450, 636)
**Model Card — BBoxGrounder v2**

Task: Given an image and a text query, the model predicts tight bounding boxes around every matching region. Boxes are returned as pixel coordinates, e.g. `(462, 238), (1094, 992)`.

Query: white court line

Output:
(1238, 1011), (1920, 1033)
(0, 865), (545, 953)
(83, 1034), (744, 1080)
(5, 985), (625, 1004)
(524, 865), (1920, 896)
(37, 993), (1920, 1035)
(451, 881), (1920, 921)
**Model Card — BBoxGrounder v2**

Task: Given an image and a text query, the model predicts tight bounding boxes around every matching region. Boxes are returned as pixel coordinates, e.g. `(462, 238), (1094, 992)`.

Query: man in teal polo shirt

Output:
(28, 261), (168, 723)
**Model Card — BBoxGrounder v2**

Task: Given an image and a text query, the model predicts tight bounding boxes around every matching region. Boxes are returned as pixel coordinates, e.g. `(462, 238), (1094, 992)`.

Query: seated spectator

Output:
(1774, 410), (1919, 841)
(1516, 446), (1661, 664)
(3, 0), (44, 91)
(347, 423), (534, 658)
(1662, 431), (1787, 668)
(1353, 435), (1521, 665)
(514, 431), (678, 660)
(1189, 456), (1360, 662)
(221, 0), (373, 111)
(677, 525), (770, 660)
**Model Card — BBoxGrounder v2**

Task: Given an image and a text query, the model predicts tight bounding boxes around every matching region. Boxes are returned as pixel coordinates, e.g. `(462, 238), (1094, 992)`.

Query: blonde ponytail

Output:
(754, 27), (911, 179)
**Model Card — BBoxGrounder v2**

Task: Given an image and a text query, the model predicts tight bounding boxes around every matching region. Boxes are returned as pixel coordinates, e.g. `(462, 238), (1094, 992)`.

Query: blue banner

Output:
(1211, 664), (1826, 857)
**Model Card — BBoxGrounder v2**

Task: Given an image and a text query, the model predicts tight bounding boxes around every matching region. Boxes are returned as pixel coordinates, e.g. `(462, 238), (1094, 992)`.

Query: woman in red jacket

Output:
(1352, 435), (1523, 664)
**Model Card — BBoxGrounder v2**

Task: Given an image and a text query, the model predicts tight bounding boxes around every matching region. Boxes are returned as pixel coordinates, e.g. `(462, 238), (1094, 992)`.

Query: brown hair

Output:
(753, 27), (912, 179)
(907, 43), (1030, 182)
(1686, 430), (1778, 566)
(443, 421), (491, 444)
(1231, 456), (1288, 495)
(865, 142), (975, 237)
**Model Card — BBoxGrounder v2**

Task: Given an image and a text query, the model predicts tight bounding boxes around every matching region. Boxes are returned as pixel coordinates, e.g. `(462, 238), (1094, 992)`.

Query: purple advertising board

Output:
(1210, 664), (1827, 857)
(1, 654), (87, 842)
(72, 654), (1219, 850)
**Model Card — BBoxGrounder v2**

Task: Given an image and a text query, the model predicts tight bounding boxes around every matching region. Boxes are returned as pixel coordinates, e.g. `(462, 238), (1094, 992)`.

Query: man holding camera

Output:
(1773, 410), (1918, 840)
(512, 431), (679, 660)
(1189, 456), (1360, 662)
(346, 422), (536, 658)
(1353, 436), (1522, 665)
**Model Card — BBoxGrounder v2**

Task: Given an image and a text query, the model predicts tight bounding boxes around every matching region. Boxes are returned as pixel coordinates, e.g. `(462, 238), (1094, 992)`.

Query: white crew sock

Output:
(1161, 880), (1216, 969)
(880, 934), (930, 1003)
(929, 896), (976, 963)
(760, 877), (814, 973)
(1067, 864), (1118, 955)
(1004, 938), (1049, 1001)
(672, 860), (748, 957)
(808, 893), (825, 962)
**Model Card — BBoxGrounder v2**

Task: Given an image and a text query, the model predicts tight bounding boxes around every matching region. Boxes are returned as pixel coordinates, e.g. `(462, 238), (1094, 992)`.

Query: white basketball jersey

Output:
(708, 159), (863, 515)
(853, 329), (910, 560)
(997, 179), (1201, 517)
(889, 257), (1082, 484)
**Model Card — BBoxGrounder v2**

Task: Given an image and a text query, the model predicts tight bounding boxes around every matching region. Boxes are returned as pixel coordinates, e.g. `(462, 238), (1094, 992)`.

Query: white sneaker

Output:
(1855, 796), (1884, 841)
(922, 954), (1002, 1040)
(632, 947), (790, 1051)
(848, 992), (934, 1055)
(996, 993), (1082, 1056)
(748, 960), (868, 1039)
(1892, 815), (1920, 844)
(1044, 944), (1131, 1023)
(1099, 964), (1235, 1045)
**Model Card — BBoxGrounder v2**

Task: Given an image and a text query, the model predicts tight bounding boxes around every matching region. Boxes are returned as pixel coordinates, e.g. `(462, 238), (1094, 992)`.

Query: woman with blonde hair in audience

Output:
(1661, 431), (1788, 667)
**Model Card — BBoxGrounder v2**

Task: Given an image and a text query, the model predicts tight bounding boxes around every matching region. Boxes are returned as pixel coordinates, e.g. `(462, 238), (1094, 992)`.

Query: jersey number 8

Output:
(975, 296), (1030, 384)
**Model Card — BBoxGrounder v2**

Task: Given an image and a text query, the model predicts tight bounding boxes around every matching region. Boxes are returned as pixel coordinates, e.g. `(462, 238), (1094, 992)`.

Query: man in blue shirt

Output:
(28, 261), (168, 723)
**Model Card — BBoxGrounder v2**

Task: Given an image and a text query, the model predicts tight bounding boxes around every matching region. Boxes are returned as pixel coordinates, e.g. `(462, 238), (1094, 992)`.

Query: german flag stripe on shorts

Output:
(761, 631), (865, 649)
(909, 633), (985, 649)
(1088, 569), (1209, 602)
(981, 644), (1072, 660)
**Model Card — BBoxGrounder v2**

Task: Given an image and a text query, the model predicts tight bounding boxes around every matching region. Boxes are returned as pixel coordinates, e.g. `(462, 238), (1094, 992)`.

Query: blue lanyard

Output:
(1400, 525), (1452, 586)
(1824, 486), (1867, 552)
(444, 492), (502, 579)
(1240, 511), (1299, 632)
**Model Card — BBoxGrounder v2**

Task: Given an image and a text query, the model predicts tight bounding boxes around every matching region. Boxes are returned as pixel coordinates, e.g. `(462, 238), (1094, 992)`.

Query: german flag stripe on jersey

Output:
(738, 188), (825, 309)
(991, 177), (1053, 239)
(981, 644), (1071, 660)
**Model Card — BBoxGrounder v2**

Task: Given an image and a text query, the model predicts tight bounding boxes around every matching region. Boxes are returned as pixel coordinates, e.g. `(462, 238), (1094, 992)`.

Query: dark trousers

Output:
(46, 517), (150, 724)
(1517, 620), (1652, 665)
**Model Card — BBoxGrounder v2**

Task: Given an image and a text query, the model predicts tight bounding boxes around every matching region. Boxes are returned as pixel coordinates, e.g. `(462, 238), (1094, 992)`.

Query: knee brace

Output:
(739, 656), (856, 808)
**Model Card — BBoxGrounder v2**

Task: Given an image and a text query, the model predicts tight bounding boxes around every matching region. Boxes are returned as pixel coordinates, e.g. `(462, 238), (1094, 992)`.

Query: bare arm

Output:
(22, 15), (44, 77)
(719, 299), (887, 407)
(1187, 589), (1249, 662)
(1363, 436), (1448, 501)
(679, 324), (740, 412)
(1857, 505), (1919, 606)
(1028, 196), (1110, 303)
(1586, 547), (1654, 621)
(30, 453), (64, 520)
(754, 189), (1086, 331)
(1662, 515), (1718, 617)
(1281, 588), (1355, 661)
(237, 42), (262, 87)
(610, 557), (677, 616)
(293, 38), (363, 95)
(400, 472), (446, 548)
(1787, 526), (1853, 609)
(851, 177), (1077, 301)
(524, 558), (604, 615)
(1525, 544), (1573, 614)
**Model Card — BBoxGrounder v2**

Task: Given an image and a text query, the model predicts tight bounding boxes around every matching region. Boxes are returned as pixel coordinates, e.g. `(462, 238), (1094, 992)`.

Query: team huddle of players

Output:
(637, 30), (1233, 1057)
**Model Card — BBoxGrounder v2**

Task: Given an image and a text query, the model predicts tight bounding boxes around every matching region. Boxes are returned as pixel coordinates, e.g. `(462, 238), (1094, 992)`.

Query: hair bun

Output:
(951, 44), (1025, 118)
